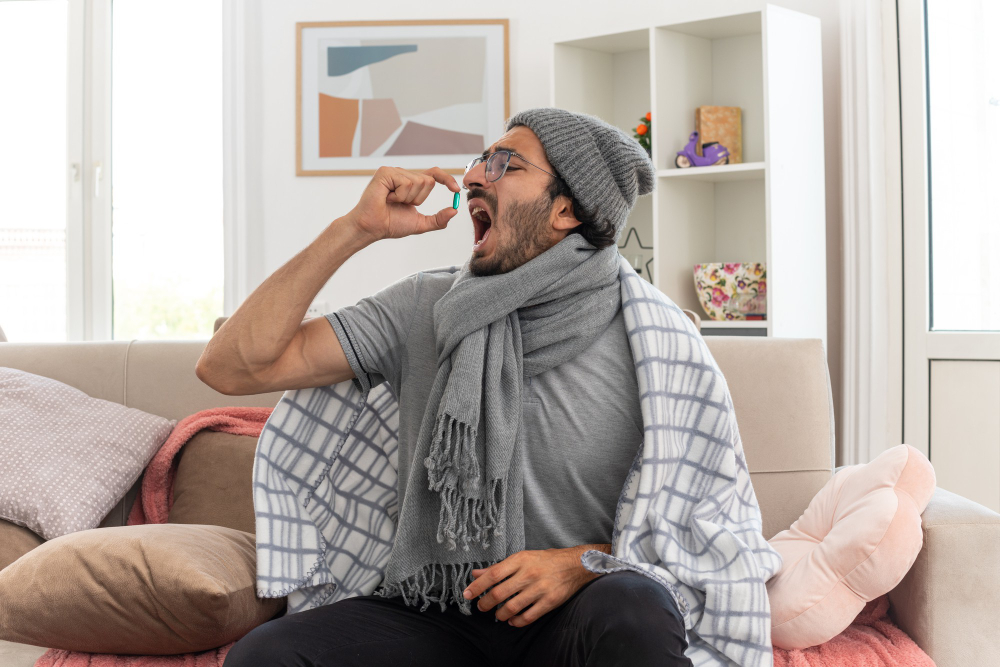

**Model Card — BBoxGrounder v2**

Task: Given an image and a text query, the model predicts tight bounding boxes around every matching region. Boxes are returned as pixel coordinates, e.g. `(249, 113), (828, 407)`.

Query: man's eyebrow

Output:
(481, 144), (519, 159)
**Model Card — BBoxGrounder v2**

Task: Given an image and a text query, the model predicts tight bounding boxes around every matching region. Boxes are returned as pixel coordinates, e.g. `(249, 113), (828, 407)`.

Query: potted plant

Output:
(633, 112), (651, 157)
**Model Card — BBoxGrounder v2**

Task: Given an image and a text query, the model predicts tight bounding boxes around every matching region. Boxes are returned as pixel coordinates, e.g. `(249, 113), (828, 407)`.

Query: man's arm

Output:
(196, 217), (369, 395)
(196, 166), (460, 396)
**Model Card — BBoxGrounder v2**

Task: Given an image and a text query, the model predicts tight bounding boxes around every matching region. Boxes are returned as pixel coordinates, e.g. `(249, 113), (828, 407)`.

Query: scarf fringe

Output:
(375, 559), (496, 614)
(424, 414), (504, 551)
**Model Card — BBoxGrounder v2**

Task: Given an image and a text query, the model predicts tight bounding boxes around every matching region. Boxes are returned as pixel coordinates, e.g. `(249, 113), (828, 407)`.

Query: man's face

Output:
(462, 126), (573, 277)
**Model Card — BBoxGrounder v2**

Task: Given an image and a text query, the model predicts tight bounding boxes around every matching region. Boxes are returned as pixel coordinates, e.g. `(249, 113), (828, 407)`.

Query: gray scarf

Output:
(373, 233), (622, 613)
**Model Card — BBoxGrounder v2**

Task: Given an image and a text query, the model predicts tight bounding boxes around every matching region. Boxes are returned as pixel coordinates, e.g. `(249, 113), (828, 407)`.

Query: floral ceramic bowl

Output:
(693, 262), (767, 321)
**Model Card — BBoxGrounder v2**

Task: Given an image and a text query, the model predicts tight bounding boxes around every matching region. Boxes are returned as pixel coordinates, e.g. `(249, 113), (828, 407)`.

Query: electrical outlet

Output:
(304, 300), (330, 320)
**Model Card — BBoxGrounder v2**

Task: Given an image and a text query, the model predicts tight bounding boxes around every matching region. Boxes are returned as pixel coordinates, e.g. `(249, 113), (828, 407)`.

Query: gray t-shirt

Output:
(326, 268), (643, 551)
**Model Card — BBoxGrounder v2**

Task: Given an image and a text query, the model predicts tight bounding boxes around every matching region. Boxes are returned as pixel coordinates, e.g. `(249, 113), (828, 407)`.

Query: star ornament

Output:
(617, 227), (654, 281)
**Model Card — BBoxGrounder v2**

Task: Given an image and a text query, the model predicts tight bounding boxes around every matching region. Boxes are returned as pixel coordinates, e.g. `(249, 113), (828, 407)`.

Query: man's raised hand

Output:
(345, 166), (461, 244)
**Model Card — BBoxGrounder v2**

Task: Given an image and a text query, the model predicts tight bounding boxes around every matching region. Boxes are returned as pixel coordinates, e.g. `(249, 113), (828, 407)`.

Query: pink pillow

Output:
(766, 444), (936, 649)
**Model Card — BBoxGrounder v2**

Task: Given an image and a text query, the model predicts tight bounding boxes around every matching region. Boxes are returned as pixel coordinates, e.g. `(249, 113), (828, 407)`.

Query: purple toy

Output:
(675, 131), (730, 168)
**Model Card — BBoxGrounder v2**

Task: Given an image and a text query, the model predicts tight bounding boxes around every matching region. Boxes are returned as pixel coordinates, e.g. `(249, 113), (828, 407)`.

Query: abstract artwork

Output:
(297, 20), (509, 176)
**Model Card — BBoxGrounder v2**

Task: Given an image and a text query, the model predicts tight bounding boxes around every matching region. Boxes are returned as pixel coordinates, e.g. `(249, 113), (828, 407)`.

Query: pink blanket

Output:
(37, 408), (935, 667)
(774, 594), (934, 666)
(35, 407), (273, 667)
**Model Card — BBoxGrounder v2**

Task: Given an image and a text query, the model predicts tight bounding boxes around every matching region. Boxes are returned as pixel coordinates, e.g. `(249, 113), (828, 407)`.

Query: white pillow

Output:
(0, 367), (175, 539)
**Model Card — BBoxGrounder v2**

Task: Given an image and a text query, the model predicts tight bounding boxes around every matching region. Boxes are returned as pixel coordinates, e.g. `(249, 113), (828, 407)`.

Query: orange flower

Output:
(645, 112), (652, 122)
(636, 123), (648, 135)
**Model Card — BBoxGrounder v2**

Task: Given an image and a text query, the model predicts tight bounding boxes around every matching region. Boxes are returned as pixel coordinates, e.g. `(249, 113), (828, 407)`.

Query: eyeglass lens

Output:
(486, 151), (510, 182)
(466, 151), (511, 183)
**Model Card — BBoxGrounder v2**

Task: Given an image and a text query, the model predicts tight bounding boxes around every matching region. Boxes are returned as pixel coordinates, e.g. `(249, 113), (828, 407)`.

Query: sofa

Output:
(0, 337), (997, 666)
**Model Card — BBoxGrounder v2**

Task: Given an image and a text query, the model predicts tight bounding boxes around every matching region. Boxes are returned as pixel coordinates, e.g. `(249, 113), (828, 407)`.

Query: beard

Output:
(469, 191), (554, 277)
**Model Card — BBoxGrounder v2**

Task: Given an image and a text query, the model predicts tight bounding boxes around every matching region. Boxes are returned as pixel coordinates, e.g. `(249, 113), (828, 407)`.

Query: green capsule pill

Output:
(453, 192), (461, 209)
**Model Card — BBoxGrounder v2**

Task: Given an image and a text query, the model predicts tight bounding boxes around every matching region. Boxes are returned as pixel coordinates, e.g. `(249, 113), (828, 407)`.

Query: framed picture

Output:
(296, 19), (509, 176)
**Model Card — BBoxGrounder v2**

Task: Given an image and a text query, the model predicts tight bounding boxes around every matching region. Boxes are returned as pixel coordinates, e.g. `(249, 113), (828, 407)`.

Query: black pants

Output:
(225, 570), (692, 667)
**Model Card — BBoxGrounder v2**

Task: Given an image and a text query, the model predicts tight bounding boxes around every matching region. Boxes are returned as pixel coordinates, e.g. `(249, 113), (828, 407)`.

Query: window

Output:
(0, 0), (69, 343)
(0, 0), (223, 343)
(110, 0), (223, 339)
(926, 0), (1000, 331)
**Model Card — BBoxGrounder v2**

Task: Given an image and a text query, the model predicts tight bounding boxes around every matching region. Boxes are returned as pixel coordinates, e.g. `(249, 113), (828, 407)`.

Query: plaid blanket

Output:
(252, 259), (782, 666)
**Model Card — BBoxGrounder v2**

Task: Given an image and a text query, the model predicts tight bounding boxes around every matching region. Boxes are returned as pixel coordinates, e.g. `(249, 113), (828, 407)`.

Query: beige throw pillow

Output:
(167, 430), (257, 534)
(0, 524), (285, 654)
(0, 367), (174, 539)
(0, 519), (44, 571)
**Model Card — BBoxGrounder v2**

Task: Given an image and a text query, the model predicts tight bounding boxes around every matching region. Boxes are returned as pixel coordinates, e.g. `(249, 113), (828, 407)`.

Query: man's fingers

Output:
(496, 591), (541, 623)
(385, 178), (413, 204)
(395, 175), (434, 206)
(387, 170), (453, 208)
(464, 558), (517, 600)
(413, 176), (436, 205)
(476, 575), (523, 612)
(507, 597), (550, 627)
(409, 207), (456, 235)
(423, 166), (461, 192)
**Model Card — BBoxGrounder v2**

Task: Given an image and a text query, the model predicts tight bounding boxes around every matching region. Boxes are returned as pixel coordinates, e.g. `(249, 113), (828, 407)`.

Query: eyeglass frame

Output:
(464, 149), (565, 185)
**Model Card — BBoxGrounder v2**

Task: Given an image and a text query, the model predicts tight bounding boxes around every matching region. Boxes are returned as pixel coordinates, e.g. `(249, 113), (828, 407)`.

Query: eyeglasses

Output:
(464, 150), (562, 184)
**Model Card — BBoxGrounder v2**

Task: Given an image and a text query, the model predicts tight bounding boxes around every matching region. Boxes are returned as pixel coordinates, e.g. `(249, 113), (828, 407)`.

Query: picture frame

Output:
(296, 19), (510, 176)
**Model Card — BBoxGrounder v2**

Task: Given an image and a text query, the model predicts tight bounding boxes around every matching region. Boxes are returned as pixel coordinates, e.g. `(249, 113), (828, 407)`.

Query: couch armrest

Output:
(888, 487), (1000, 667)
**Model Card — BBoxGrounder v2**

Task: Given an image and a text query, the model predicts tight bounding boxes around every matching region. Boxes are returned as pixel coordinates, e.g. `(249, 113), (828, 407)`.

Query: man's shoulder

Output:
(416, 265), (462, 280)
(367, 265), (459, 304)
(409, 265), (461, 302)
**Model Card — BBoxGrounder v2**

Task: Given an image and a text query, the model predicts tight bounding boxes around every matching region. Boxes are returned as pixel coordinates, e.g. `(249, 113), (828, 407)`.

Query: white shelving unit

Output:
(552, 5), (826, 344)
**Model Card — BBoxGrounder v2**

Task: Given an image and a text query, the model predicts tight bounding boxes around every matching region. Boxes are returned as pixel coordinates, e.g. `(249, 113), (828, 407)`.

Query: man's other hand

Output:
(462, 545), (607, 627)
(344, 166), (460, 244)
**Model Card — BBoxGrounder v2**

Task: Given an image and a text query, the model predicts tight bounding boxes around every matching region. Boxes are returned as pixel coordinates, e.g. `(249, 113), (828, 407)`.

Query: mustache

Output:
(467, 188), (497, 213)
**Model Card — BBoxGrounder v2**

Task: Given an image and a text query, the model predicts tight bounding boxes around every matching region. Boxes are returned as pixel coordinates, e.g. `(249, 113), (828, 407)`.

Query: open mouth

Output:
(470, 205), (493, 251)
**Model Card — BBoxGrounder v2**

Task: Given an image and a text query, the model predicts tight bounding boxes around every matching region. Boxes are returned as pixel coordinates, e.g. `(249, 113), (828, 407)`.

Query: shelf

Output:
(657, 162), (765, 182)
(554, 30), (652, 264)
(700, 320), (768, 328)
(555, 28), (649, 54)
(658, 12), (761, 40)
(653, 16), (765, 171)
(553, 6), (827, 344)
(553, 39), (649, 142)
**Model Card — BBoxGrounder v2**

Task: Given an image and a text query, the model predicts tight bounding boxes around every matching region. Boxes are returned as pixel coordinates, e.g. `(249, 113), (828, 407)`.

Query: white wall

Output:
(239, 0), (844, 455)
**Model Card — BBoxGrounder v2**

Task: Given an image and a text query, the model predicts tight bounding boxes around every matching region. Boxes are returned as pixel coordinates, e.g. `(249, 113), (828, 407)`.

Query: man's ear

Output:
(551, 194), (580, 232)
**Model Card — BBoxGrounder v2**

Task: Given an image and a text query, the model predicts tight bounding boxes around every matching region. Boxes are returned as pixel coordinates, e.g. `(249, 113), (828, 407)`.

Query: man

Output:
(200, 108), (690, 666)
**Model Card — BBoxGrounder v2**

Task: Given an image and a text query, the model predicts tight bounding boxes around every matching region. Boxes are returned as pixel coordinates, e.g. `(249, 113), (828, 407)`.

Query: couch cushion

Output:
(0, 341), (130, 403)
(124, 341), (284, 422)
(168, 430), (257, 534)
(0, 520), (43, 571)
(747, 470), (831, 540)
(766, 444), (936, 649)
(0, 368), (175, 540)
(0, 524), (285, 655)
(705, 337), (834, 537)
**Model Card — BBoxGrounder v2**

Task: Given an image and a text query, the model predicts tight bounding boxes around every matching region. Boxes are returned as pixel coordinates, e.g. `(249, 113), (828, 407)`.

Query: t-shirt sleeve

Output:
(325, 271), (422, 394)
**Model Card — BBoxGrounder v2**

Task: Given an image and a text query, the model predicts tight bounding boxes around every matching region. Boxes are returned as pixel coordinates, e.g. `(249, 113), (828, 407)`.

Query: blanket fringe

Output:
(375, 559), (496, 614)
(424, 414), (505, 551)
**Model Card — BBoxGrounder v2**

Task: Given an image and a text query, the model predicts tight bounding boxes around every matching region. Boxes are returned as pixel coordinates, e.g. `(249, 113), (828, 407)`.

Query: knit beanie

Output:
(504, 107), (655, 244)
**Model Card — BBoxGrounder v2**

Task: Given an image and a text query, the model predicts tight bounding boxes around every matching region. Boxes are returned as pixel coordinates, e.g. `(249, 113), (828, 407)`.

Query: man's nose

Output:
(462, 160), (489, 191)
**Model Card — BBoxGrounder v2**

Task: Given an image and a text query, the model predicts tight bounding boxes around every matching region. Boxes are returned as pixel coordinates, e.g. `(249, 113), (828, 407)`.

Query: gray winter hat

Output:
(504, 107), (655, 244)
